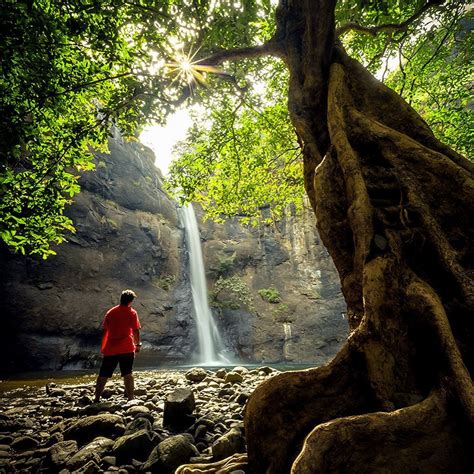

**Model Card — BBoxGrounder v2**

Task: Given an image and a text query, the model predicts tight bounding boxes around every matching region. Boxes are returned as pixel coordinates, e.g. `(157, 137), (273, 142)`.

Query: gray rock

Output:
(66, 437), (113, 471)
(46, 440), (78, 467)
(185, 368), (208, 382)
(163, 388), (195, 430)
(142, 435), (199, 473)
(211, 428), (245, 461)
(64, 414), (124, 446)
(112, 429), (158, 464)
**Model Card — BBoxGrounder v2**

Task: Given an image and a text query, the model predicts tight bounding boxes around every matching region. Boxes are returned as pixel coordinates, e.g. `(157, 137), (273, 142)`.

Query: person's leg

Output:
(119, 353), (135, 400)
(94, 376), (108, 402)
(94, 355), (117, 402)
(123, 373), (134, 400)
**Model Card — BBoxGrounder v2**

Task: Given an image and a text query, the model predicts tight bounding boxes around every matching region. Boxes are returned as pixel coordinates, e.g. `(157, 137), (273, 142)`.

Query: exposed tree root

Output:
(244, 345), (376, 474)
(291, 389), (471, 473)
(175, 454), (248, 474)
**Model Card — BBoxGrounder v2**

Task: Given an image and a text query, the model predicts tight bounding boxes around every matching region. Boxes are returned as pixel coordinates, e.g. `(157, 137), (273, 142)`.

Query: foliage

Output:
(210, 275), (254, 311)
(0, 0), (276, 257)
(337, 0), (473, 158)
(258, 287), (281, 304)
(385, 6), (473, 157)
(166, 60), (303, 225)
(152, 274), (176, 291)
(1, 0), (471, 256)
(210, 251), (237, 277)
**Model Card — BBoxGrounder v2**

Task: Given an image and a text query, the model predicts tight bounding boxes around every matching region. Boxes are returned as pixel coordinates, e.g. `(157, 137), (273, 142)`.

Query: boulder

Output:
(66, 437), (113, 471)
(215, 368), (227, 379)
(124, 417), (152, 435)
(11, 435), (39, 452)
(46, 440), (78, 467)
(185, 368), (208, 382)
(112, 429), (158, 464)
(211, 428), (245, 461)
(163, 389), (195, 430)
(126, 405), (151, 419)
(64, 414), (124, 446)
(142, 435), (199, 473)
(224, 372), (244, 384)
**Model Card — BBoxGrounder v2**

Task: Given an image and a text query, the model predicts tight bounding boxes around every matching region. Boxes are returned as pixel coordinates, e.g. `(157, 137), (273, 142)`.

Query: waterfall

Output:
(283, 322), (292, 360)
(179, 204), (229, 365)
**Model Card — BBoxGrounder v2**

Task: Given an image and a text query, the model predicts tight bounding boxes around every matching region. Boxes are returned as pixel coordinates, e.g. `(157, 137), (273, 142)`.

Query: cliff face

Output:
(0, 136), (347, 373)
(200, 205), (347, 366)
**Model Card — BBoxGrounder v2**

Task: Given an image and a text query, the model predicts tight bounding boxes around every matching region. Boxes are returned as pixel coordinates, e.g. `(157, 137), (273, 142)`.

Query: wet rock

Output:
(163, 388), (195, 430)
(0, 418), (24, 432)
(258, 366), (275, 375)
(82, 402), (120, 416)
(64, 414), (125, 446)
(194, 424), (208, 440)
(126, 405), (151, 418)
(185, 368), (208, 382)
(232, 367), (249, 374)
(113, 429), (158, 464)
(211, 428), (245, 461)
(11, 435), (39, 452)
(73, 459), (101, 473)
(224, 372), (244, 384)
(124, 417), (152, 435)
(142, 435), (199, 473)
(102, 455), (116, 467)
(46, 440), (78, 467)
(234, 391), (251, 405)
(215, 368), (227, 379)
(66, 437), (113, 471)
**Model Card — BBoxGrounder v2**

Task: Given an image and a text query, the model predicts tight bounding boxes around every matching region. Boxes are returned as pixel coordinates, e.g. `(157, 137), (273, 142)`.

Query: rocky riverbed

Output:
(0, 366), (280, 473)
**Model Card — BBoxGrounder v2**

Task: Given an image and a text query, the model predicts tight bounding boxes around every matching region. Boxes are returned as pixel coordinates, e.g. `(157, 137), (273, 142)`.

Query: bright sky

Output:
(139, 108), (193, 175)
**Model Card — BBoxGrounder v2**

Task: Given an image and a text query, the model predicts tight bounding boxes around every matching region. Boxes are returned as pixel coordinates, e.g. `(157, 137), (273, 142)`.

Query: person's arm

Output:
(133, 328), (141, 352)
(100, 314), (109, 353)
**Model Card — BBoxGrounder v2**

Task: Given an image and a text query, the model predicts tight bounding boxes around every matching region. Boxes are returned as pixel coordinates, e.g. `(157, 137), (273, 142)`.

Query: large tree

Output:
(2, 0), (473, 471)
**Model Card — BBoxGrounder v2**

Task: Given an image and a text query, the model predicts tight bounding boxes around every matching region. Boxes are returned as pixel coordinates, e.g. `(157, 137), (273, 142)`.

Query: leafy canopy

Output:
(1, 0), (472, 257)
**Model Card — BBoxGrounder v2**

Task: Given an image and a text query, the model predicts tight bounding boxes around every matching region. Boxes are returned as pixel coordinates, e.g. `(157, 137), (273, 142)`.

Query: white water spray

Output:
(179, 204), (229, 365)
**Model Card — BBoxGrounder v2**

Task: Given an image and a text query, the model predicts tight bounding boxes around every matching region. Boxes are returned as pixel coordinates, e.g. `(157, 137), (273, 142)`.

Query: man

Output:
(94, 289), (141, 402)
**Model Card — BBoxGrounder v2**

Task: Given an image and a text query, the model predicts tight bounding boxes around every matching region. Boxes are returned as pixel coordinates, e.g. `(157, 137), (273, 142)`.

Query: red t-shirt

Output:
(101, 305), (141, 356)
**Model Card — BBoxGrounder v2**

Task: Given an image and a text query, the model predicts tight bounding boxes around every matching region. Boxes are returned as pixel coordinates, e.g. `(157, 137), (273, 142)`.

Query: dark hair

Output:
(120, 289), (136, 305)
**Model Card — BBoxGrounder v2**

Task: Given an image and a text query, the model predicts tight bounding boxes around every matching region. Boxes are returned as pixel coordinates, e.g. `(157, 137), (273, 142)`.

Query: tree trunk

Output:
(244, 1), (474, 472)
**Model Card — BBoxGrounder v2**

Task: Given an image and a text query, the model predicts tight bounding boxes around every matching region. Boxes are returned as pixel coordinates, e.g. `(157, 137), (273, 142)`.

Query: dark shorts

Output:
(99, 352), (135, 377)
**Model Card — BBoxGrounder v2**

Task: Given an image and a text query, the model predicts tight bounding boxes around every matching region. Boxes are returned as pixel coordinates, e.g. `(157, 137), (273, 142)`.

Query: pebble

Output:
(0, 367), (279, 472)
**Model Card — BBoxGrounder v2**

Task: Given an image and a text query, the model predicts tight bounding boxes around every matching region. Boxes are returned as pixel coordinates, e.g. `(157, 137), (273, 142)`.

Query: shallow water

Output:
(0, 363), (315, 393)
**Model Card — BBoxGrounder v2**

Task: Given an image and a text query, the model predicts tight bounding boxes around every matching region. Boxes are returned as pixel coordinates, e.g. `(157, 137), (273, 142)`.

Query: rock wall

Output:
(200, 204), (347, 366)
(0, 136), (347, 373)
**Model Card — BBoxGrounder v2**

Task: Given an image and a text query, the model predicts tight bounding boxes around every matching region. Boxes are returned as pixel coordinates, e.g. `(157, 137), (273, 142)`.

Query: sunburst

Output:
(164, 48), (230, 88)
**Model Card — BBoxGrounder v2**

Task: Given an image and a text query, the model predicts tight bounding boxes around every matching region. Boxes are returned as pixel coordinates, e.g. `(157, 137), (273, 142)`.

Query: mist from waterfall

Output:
(179, 204), (229, 365)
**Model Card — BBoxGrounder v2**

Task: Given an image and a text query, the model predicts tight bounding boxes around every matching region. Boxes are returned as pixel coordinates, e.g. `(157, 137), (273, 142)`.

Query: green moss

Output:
(258, 287), (281, 304)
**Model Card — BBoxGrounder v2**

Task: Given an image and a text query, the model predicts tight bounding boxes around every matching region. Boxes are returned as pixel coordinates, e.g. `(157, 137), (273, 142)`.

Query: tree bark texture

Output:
(244, 0), (474, 472)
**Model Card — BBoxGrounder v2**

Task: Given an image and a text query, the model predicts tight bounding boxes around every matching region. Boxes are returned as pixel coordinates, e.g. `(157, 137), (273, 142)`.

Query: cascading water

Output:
(179, 204), (229, 365)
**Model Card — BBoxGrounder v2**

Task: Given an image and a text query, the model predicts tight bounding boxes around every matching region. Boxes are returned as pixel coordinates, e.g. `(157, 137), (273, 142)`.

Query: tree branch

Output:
(336, 0), (444, 37)
(198, 41), (284, 66)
